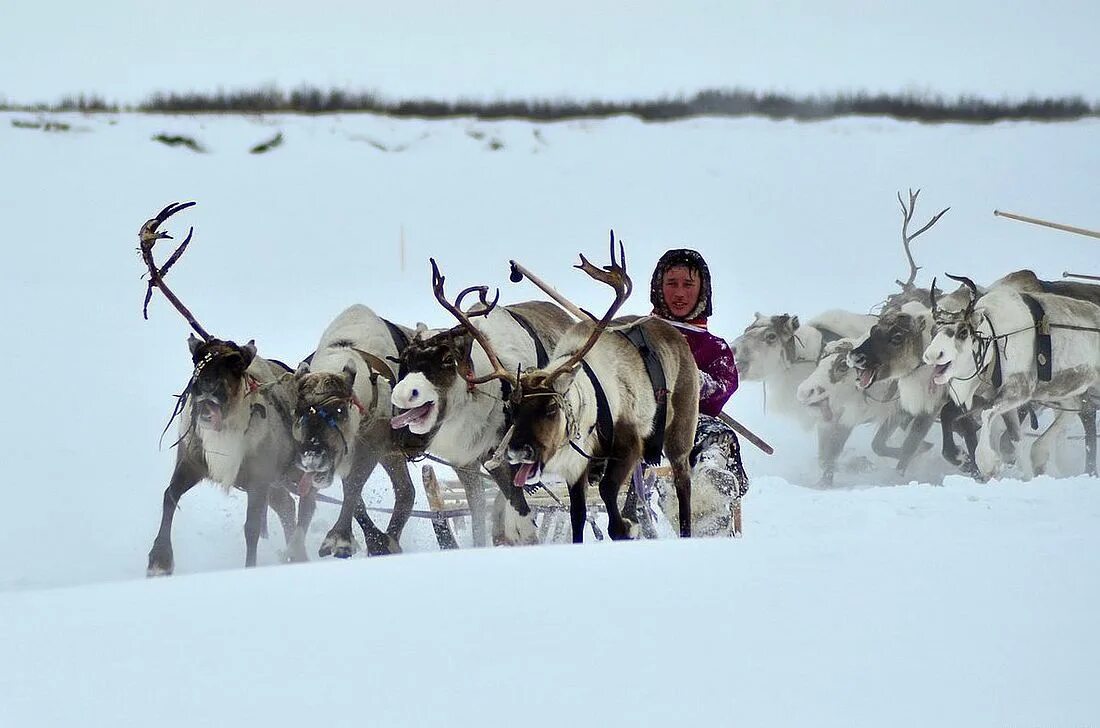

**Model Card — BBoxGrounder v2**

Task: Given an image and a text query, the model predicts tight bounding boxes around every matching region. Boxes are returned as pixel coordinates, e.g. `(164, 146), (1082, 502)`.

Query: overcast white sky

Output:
(2, 0), (1096, 103)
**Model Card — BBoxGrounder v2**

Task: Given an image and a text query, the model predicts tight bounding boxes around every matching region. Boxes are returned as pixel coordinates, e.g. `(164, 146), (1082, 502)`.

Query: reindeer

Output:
(923, 276), (1100, 478)
(844, 295), (995, 475)
(140, 203), (313, 575)
(731, 310), (876, 429)
(432, 241), (700, 541)
(795, 338), (901, 485)
(289, 305), (425, 557)
(389, 281), (573, 547)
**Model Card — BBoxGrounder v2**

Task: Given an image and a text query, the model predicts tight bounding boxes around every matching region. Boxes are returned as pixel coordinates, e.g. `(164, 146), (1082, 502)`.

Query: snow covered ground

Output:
(0, 110), (1098, 725)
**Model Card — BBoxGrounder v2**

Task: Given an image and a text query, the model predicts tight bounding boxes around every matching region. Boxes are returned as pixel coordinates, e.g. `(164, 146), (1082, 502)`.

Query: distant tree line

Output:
(2, 86), (1095, 123)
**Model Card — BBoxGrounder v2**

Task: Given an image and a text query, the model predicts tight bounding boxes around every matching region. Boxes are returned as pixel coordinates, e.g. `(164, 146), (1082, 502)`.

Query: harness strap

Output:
(1020, 293), (1053, 382)
(382, 318), (410, 355)
(620, 326), (668, 466)
(986, 315), (1004, 389)
(579, 360), (614, 454)
(506, 308), (550, 368)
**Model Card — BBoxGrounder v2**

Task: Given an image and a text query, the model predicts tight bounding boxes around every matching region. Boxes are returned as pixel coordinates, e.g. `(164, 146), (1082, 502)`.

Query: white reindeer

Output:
(923, 276), (1100, 478)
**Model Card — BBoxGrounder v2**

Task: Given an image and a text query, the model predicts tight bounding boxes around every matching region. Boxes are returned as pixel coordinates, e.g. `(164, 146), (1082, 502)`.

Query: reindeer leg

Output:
(598, 444), (642, 541)
(975, 378), (1031, 479)
(938, 402), (963, 466)
(896, 413), (934, 475)
(817, 422), (852, 487)
(567, 478), (588, 544)
(296, 489), (317, 559)
(268, 485), (308, 563)
(1081, 400), (1098, 477)
(320, 450), (379, 558)
(1032, 409), (1071, 477)
(147, 456), (203, 577)
(380, 453), (415, 549)
(669, 452), (694, 538)
(487, 463), (538, 546)
(243, 483), (271, 568)
(955, 413), (980, 476)
(454, 467), (489, 548)
(870, 411), (905, 461)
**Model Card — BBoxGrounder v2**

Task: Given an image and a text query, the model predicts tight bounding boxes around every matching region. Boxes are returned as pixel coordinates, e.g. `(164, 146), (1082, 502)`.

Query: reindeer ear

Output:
(456, 331), (475, 361)
(916, 316), (928, 332)
(188, 334), (202, 357)
(294, 361), (310, 379)
(240, 339), (257, 367)
(415, 322), (429, 336)
(790, 316), (800, 331)
(341, 360), (358, 389)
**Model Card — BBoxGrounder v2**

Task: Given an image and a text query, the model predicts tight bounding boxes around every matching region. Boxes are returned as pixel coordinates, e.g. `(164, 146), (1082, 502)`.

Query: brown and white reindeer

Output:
(389, 276), (574, 547)
(141, 202), (313, 575)
(289, 304), (423, 557)
(923, 275), (1100, 478)
(435, 241), (701, 541)
(845, 292), (993, 476)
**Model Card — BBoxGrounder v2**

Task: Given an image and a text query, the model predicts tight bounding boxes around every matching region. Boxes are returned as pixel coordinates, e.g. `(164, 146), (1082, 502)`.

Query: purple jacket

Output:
(664, 319), (739, 416)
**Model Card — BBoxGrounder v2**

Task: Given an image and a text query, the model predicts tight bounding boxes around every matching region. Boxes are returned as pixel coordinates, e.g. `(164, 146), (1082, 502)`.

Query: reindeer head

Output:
(290, 361), (362, 486)
(427, 235), (630, 488)
(796, 339), (856, 423)
(187, 336), (257, 432)
(731, 313), (801, 379)
(847, 304), (929, 389)
(923, 274), (982, 386)
(390, 286), (497, 438)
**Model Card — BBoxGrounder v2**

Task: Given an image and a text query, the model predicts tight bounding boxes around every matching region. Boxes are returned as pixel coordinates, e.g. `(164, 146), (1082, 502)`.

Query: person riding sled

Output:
(644, 248), (749, 533)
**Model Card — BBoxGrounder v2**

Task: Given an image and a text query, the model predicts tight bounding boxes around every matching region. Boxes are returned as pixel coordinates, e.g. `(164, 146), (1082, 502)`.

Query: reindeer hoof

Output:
(146, 562), (173, 577)
(319, 530), (358, 559)
(367, 534), (402, 556)
(147, 546), (174, 577)
(494, 504), (539, 546)
(285, 545), (309, 564)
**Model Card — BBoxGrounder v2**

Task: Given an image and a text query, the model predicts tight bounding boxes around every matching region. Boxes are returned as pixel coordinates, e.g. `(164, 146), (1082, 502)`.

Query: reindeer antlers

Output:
(544, 231), (632, 386)
(430, 259), (516, 388)
(138, 201), (211, 341)
(896, 189), (950, 292)
(946, 273), (980, 318)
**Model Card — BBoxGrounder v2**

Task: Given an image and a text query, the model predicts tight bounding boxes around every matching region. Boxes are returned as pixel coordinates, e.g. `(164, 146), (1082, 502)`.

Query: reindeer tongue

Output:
(857, 368), (876, 390)
(514, 462), (537, 488)
(390, 402), (433, 429)
(297, 472), (314, 497)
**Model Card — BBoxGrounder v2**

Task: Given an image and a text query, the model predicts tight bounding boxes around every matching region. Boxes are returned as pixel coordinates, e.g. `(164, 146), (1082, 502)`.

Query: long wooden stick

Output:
(717, 412), (774, 455)
(509, 260), (586, 320)
(1064, 272), (1100, 282)
(994, 210), (1100, 240)
(510, 257), (774, 455)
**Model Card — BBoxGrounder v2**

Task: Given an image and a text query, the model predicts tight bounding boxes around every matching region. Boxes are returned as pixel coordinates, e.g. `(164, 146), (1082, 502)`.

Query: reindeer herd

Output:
(731, 191), (1100, 488)
(141, 203), (705, 575)
(140, 194), (1099, 576)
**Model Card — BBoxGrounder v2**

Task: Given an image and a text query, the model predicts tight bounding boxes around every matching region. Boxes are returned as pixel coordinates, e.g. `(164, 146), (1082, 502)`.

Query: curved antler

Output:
(455, 284), (500, 318)
(138, 201), (211, 341)
(430, 259), (516, 388)
(543, 231), (632, 386)
(929, 276), (940, 318)
(895, 189), (950, 292)
(945, 273), (980, 318)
